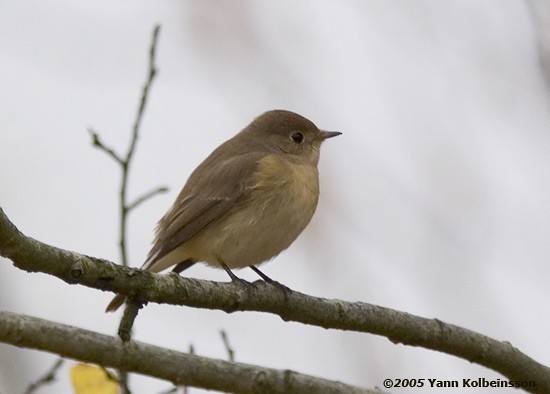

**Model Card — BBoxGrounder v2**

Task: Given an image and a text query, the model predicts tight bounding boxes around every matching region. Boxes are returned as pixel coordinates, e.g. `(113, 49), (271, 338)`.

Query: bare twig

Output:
(127, 25), (160, 165)
(24, 358), (64, 394)
(88, 128), (124, 164)
(88, 24), (164, 270)
(220, 330), (235, 362)
(127, 186), (169, 212)
(116, 24), (161, 268)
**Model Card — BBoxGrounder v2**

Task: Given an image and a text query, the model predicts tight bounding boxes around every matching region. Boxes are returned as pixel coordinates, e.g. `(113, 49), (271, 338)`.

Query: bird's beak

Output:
(319, 130), (342, 140)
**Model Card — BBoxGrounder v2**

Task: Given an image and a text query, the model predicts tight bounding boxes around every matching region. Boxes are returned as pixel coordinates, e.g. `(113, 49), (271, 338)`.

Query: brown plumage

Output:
(106, 110), (340, 312)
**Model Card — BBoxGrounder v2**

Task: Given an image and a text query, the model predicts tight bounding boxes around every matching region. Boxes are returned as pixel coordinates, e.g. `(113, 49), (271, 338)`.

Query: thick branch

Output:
(0, 311), (373, 394)
(0, 207), (549, 393)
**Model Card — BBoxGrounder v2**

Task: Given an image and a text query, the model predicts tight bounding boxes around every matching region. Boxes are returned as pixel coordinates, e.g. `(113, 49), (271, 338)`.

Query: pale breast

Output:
(186, 154), (320, 268)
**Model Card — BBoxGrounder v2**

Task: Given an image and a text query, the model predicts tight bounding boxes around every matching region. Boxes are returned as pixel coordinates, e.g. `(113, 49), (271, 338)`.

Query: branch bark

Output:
(1, 207), (549, 394)
(0, 311), (374, 394)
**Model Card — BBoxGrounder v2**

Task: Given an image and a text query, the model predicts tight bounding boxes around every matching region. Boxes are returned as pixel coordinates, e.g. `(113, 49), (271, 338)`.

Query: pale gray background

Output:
(1, 1), (550, 393)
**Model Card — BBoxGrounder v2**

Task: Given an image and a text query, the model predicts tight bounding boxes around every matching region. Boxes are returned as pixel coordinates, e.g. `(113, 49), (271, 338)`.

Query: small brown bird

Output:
(106, 109), (340, 312)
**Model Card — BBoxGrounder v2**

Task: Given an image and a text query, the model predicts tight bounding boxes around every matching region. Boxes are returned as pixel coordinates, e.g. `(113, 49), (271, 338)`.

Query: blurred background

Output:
(2, 1), (550, 393)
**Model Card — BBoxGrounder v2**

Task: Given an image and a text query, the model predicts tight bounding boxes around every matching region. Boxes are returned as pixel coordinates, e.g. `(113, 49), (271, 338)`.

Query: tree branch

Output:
(0, 310), (375, 394)
(0, 207), (549, 393)
(220, 329), (235, 362)
(88, 24), (163, 270)
(126, 24), (159, 165)
(127, 186), (169, 212)
(87, 128), (124, 164)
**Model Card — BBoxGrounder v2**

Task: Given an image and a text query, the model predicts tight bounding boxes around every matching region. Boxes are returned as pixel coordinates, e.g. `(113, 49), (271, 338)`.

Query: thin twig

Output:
(220, 330), (235, 362)
(119, 24), (161, 269)
(88, 128), (123, 164)
(127, 186), (169, 212)
(24, 358), (64, 394)
(126, 24), (160, 165)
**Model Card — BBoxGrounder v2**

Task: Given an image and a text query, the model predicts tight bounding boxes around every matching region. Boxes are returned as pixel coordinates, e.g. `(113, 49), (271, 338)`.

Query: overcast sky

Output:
(2, 1), (550, 393)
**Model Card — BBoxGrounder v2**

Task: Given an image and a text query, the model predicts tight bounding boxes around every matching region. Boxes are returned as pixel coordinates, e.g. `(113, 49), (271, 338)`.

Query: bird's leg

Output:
(220, 261), (253, 285)
(249, 265), (274, 282)
(248, 265), (292, 293)
(220, 261), (239, 280)
(171, 259), (197, 274)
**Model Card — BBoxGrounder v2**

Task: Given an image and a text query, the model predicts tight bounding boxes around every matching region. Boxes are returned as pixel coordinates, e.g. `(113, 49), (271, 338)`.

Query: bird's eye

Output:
(290, 132), (304, 144)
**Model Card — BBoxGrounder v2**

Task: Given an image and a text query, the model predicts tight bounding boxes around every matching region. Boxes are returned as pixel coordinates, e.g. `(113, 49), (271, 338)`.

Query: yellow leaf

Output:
(70, 363), (118, 394)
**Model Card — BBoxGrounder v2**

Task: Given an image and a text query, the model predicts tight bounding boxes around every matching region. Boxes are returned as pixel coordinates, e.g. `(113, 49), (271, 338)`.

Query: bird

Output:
(106, 109), (341, 312)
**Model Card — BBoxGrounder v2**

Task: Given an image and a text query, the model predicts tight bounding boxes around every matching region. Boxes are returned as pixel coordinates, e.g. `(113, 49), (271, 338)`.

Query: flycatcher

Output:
(106, 109), (341, 312)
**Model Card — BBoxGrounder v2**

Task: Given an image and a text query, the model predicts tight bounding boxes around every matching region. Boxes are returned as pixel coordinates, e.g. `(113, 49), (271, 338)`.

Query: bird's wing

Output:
(142, 151), (265, 270)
